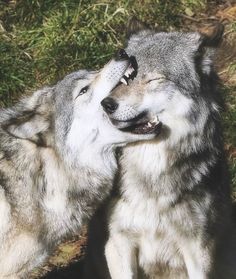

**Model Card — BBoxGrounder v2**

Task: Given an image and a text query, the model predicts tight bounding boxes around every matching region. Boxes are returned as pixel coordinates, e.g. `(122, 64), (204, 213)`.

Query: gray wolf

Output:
(84, 21), (236, 279)
(0, 51), (157, 278)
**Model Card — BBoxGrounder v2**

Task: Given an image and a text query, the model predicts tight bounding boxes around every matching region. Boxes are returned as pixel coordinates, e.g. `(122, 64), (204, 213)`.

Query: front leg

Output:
(105, 232), (138, 279)
(181, 240), (211, 279)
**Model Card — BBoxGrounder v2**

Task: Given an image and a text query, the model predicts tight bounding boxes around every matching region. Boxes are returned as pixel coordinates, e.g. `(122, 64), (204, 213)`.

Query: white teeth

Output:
(147, 122), (152, 127)
(123, 66), (135, 78)
(127, 68), (133, 75)
(120, 66), (135, 85)
(151, 116), (158, 124)
(120, 77), (128, 85)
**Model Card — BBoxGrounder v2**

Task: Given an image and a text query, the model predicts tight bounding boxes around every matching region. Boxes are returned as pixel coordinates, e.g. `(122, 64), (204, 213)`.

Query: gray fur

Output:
(0, 57), (155, 278)
(84, 25), (236, 279)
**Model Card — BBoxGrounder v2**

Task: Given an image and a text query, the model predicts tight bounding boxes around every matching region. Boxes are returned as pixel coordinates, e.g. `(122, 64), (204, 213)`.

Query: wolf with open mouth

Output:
(84, 21), (236, 279)
(102, 53), (163, 136)
(0, 49), (159, 278)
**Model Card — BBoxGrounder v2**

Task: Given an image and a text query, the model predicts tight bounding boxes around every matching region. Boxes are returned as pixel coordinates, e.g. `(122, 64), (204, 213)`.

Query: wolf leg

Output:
(181, 241), (209, 279)
(105, 232), (138, 279)
(0, 233), (46, 278)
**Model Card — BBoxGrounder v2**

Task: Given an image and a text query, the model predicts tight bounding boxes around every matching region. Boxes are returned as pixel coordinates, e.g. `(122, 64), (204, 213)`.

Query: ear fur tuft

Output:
(126, 16), (150, 38)
(196, 23), (224, 75)
(2, 87), (54, 145)
(200, 23), (224, 48)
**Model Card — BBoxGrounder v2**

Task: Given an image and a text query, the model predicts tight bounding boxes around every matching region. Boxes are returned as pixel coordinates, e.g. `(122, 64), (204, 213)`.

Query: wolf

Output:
(84, 21), (236, 279)
(0, 50), (159, 278)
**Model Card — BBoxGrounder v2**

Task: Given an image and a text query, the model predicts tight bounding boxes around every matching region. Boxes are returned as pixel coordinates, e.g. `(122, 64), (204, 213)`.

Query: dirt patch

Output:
(30, 230), (87, 279)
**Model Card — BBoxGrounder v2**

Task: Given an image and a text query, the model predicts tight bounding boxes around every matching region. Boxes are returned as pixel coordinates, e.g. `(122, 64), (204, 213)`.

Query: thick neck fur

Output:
(60, 140), (117, 178)
(0, 125), (117, 243)
(120, 95), (229, 207)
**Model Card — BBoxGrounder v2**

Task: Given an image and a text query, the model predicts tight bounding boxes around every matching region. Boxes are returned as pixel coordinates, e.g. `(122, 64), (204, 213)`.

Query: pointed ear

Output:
(196, 23), (224, 75)
(200, 23), (224, 48)
(126, 16), (150, 38)
(3, 87), (54, 145)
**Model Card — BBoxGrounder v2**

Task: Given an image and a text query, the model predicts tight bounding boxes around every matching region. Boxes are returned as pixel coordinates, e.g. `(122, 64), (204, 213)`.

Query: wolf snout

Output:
(101, 97), (118, 114)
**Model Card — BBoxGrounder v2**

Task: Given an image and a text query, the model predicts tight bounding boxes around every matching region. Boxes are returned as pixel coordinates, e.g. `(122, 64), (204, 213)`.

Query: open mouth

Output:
(120, 56), (138, 86)
(106, 53), (162, 136)
(111, 114), (162, 135)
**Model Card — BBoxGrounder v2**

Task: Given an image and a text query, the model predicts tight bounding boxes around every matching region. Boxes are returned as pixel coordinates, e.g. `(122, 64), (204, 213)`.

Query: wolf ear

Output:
(197, 23), (224, 75)
(3, 87), (54, 145)
(126, 17), (150, 38)
(200, 23), (224, 48)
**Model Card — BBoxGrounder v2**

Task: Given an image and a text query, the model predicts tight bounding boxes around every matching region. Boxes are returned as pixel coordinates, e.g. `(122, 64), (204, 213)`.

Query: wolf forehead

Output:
(125, 31), (210, 78)
(55, 70), (95, 94)
(126, 32), (200, 62)
(53, 70), (97, 107)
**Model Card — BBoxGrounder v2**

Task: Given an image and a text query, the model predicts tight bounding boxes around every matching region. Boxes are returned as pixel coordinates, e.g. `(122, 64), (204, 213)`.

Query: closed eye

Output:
(147, 77), (165, 84)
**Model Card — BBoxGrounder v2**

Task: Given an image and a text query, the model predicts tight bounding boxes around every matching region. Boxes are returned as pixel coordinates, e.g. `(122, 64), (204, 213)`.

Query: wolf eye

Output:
(76, 85), (89, 99)
(79, 85), (89, 95)
(147, 77), (165, 84)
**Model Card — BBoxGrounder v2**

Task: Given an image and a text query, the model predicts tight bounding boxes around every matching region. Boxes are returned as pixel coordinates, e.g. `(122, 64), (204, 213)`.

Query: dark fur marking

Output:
(201, 24), (224, 48)
(126, 16), (150, 38)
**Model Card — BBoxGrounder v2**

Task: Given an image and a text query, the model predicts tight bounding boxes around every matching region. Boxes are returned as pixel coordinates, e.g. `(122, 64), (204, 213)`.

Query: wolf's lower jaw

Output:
(110, 113), (162, 135)
(120, 120), (162, 135)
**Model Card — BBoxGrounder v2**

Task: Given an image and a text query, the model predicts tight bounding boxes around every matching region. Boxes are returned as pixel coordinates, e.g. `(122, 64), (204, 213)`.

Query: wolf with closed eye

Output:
(0, 51), (160, 278)
(84, 21), (236, 279)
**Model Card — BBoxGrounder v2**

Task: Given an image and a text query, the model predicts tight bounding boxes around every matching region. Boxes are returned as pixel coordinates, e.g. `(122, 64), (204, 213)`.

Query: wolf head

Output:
(102, 21), (224, 148)
(2, 50), (159, 166)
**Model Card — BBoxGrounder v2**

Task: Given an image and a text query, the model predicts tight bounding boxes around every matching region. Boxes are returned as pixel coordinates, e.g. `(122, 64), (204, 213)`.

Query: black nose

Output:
(101, 97), (118, 114)
(115, 49), (129, 60)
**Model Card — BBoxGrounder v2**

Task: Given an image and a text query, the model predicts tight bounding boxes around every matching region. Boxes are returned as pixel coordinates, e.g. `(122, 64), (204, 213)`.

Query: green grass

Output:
(0, 0), (205, 105)
(0, 0), (235, 190)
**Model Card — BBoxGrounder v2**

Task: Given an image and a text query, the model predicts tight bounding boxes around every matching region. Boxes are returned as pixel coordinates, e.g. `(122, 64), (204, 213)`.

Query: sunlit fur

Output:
(84, 25), (236, 279)
(0, 58), (156, 278)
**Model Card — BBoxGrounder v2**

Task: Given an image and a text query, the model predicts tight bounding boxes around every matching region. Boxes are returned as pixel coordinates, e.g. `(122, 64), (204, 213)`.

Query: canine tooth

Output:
(124, 68), (133, 77)
(151, 116), (158, 124)
(129, 66), (134, 72)
(120, 77), (128, 85)
(147, 122), (152, 127)
(127, 69), (132, 75)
